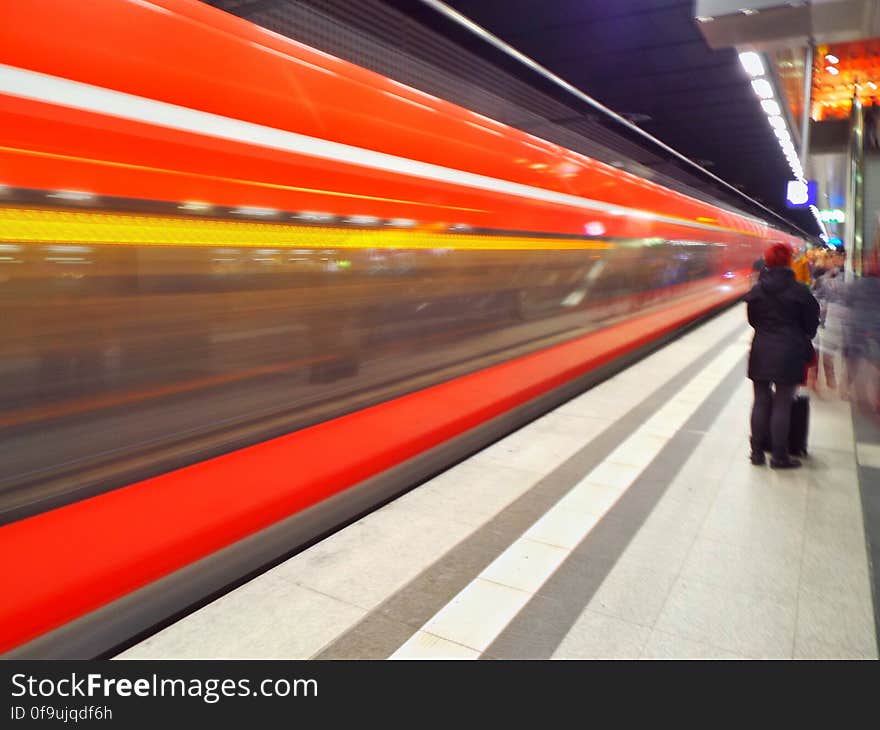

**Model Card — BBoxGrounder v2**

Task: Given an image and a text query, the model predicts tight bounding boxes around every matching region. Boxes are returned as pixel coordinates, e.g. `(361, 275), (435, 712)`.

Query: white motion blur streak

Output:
(0, 63), (738, 236)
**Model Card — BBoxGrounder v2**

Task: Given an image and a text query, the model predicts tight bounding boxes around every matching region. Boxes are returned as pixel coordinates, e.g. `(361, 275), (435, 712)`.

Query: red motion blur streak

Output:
(0, 0), (795, 244)
(0, 277), (748, 653)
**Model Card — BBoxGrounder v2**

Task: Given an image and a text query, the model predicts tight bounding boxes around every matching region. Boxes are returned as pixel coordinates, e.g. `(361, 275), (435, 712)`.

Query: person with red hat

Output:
(745, 242), (820, 468)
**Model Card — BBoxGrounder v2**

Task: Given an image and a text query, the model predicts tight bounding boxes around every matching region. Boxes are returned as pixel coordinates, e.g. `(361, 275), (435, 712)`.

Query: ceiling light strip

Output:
(740, 50), (826, 236)
(415, 0), (810, 238)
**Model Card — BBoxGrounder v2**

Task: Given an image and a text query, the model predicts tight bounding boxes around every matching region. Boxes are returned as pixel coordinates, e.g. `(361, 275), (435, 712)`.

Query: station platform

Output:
(117, 304), (879, 660)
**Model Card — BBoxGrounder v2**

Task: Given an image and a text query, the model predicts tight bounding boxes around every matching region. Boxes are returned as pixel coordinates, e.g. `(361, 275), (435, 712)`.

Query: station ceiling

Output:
(208, 0), (817, 234)
(423, 0), (816, 233)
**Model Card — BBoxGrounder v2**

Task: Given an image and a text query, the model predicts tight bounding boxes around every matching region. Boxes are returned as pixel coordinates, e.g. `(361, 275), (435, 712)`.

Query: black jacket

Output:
(745, 267), (819, 383)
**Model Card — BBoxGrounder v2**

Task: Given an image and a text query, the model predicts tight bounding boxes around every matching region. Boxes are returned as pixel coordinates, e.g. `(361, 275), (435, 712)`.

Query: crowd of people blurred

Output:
(804, 245), (880, 415)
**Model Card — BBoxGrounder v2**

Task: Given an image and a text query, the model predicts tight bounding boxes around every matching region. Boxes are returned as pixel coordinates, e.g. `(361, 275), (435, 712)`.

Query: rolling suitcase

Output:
(788, 394), (809, 457)
(759, 393), (810, 456)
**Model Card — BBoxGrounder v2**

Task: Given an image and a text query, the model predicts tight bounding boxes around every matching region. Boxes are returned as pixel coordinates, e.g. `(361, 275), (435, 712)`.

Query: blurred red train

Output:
(0, 0), (803, 656)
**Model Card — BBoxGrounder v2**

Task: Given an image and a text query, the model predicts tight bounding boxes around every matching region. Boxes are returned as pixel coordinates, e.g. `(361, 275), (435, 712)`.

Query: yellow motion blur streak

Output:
(0, 208), (615, 251)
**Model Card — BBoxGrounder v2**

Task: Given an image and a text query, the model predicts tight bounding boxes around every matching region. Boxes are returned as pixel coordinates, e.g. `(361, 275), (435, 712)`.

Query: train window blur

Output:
(0, 0), (792, 520)
(0, 196), (743, 519)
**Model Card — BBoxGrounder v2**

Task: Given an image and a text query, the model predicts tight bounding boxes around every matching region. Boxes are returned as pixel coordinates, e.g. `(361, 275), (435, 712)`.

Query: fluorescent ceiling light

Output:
(825, 54), (839, 64)
(751, 79), (774, 98)
(826, 66), (839, 75)
(761, 99), (781, 116)
(738, 51), (765, 78)
(768, 115), (786, 130)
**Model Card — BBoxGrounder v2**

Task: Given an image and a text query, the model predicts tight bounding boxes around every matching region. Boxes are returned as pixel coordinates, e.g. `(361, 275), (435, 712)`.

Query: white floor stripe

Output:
(390, 342), (748, 659)
(390, 632), (480, 660)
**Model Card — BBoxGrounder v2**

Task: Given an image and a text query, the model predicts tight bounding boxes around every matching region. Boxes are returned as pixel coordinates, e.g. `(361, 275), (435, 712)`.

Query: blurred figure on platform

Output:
(866, 100), (880, 151)
(806, 247), (819, 278)
(746, 242), (819, 469)
(808, 249), (846, 394)
(844, 250), (880, 412)
(792, 246), (812, 287)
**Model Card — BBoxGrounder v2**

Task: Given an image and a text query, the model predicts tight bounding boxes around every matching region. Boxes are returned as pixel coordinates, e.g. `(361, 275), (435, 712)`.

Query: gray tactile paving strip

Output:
(314, 322), (747, 659)
(851, 408), (880, 656)
(483, 357), (745, 659)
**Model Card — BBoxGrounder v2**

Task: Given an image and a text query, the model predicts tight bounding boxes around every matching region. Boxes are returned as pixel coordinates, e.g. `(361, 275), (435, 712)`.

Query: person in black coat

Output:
(745, 242), (819, 468)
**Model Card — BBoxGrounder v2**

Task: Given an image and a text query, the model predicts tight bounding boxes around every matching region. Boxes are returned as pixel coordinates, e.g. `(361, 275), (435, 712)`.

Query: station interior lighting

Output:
(739, 50), (827, 235)
(760, 99), (782, 116)
(825, 54), (839, 64)
(751, 79), (773, 98)
(826, 66), (840, 75)
(738, 51), (765, 78)
(818, 208), (845, 223)
(810, 205), (827, 237)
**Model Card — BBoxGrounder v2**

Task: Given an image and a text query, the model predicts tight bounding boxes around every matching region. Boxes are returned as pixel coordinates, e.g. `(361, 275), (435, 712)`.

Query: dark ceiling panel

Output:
(452, 0), (688, 38)
(439, 0), (814, 232)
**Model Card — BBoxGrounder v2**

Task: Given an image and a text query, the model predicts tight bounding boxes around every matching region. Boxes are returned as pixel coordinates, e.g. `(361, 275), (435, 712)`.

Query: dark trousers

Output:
(750, 380), (797, 461)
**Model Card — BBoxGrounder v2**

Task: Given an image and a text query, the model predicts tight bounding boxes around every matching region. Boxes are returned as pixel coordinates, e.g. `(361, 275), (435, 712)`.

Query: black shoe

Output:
(749, 451), (766, 465)
(770, 457), (801, 470)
